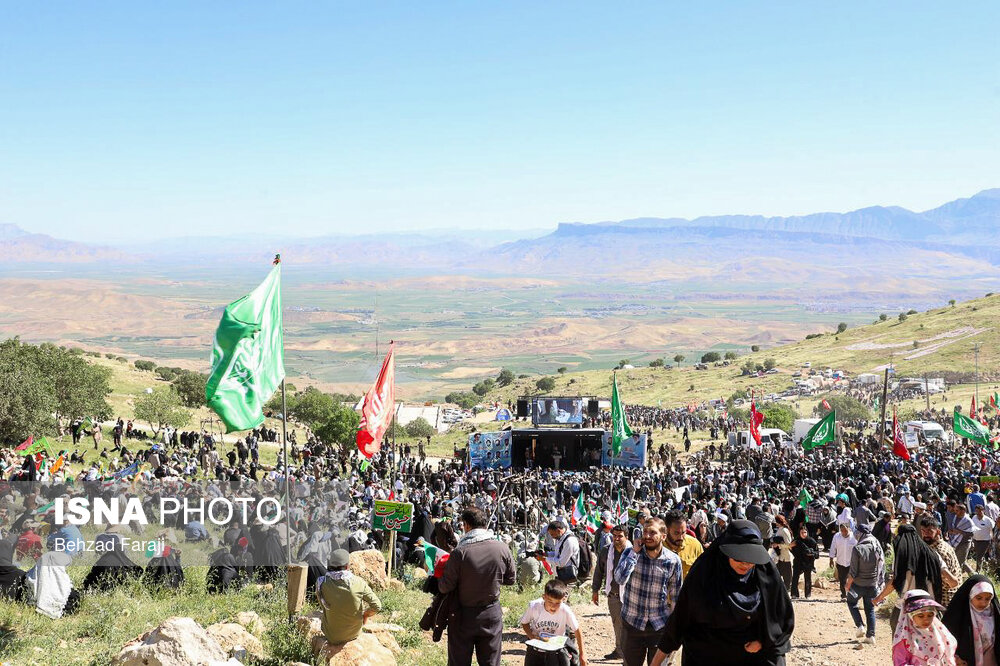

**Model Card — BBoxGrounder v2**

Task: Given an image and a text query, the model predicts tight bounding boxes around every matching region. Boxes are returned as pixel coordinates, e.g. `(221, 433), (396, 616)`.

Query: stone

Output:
(207, 622), (265, 660)
(234, 611), (266, 636)
(387, 579), (406, 592)
(411, 568), (428, 581)
(111, 616), (230, 666)
(296, 612), (324, 642)
(311, 632), (396, 666)
(350, 550), (389, 591)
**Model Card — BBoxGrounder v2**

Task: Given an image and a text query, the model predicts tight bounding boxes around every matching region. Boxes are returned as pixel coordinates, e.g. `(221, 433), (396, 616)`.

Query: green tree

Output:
(813, 394), (870, 420)
(556, 367), (568, 374)
(404, 417), (436, 438)
(445, 391), (479, 409)
(759, 402), (799, 434)
(0, 339), (57, 442)
(949, 299), (956, 307)
(134, 360), (156, 371)
(648, 358), (665, 368)
(31, 341), (112, 423)
(536, 377), (556, 392)
(288, 386), (337, 426)
(673, 354), (685, 368)
(837, 322), (848, 333)
(898, 313), (908, 322)
(496, 368), (515, 387)
(724, 351), (738, 361)
(763, 358), (777, 371)
(172, 372), (207, 408)
(133, 387), (190, 436)
(616, 359), (631, 369)
(314, 403), (361, 448)
(472, 378), (495, 396)
(750, 345), (760, 352)
(879, 313), (888, 321)
(154, 367), (177, 381)
(701, 352), (722, 363)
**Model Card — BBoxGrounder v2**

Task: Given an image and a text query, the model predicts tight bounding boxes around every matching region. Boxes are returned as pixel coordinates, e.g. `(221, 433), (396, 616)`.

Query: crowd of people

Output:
(3, 401), (1000, 666)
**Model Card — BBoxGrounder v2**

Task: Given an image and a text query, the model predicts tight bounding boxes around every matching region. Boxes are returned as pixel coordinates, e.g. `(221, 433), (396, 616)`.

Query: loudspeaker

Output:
(516, 399), (529, 418)
(587, 399), (600, 417)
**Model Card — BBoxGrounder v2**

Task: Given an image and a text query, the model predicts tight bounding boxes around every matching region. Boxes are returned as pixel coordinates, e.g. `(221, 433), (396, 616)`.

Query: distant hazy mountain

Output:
(0, 224), (134, 263)
(4, 189), (1000, 276)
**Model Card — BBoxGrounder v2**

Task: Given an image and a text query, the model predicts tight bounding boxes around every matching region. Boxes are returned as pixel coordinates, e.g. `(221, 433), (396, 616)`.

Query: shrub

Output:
(536, 377), (556, 392)
(701, 352), (722, 363)
(134, 360), (156, 372)
(837, 322), (848, 333)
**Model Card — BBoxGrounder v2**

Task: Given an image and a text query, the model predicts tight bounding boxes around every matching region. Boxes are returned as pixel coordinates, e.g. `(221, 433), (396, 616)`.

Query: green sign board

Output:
(372, 500), (414, 533)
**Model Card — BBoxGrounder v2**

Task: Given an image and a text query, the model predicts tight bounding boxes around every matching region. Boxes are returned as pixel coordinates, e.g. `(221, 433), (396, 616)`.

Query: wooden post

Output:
(387, 530), (396, 577)
(287, 564), (308, 618)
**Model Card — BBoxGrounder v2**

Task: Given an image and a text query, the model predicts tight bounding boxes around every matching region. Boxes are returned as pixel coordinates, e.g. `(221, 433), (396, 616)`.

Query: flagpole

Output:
(877, 368), (889, 450)
(282, 378), (291, 569)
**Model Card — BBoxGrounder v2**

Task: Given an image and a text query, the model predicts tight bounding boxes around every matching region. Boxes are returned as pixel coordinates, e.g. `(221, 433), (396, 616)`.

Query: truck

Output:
(793, 418), (820, 445)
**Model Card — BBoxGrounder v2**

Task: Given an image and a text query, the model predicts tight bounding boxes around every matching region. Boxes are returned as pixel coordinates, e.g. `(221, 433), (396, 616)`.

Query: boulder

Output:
(411, 568), (428, 581)
(311, 632), (396, 666)
(234, 611), (265, 636)
(296, 612), (323, 641)
(350, 550), (389, 591)
(387, 579), (406, 592)
(110, 616), (230, 666)
(207, 622), (265, 660)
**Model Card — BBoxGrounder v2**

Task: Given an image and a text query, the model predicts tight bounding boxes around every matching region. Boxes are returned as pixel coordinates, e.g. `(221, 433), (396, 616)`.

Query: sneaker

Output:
(603, 651), (621, 660)
(864, 636), (876, 646)
(855, 627), (865, 639)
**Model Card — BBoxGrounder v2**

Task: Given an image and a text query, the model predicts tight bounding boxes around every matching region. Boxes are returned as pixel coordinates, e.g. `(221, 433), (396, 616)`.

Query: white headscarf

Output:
(970, 580), (996, 662)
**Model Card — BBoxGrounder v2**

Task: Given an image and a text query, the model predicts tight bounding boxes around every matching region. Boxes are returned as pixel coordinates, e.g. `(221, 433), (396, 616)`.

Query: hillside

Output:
(481, 293), (1000, 409)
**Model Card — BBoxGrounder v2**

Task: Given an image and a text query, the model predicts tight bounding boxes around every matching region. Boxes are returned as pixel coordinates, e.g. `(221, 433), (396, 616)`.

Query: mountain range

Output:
(4, 190), (1000, 293)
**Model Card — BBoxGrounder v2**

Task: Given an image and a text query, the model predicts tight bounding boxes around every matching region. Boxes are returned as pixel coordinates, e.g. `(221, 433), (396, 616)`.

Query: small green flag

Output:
(611, 373), (633, 457)
(205, 263), (285, 432)
(954, 408), (991, 446)
(798, 488), (813, 509)
(801, 411), (836, 451)
(23, 436), (51, 457)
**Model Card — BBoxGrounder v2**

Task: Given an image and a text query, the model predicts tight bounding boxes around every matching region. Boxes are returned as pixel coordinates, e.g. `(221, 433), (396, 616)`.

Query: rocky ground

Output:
(500, 567), (891, 666)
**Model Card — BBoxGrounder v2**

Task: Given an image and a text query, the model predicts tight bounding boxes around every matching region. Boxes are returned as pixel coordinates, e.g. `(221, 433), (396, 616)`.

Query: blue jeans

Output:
(847, 584), (876, 637)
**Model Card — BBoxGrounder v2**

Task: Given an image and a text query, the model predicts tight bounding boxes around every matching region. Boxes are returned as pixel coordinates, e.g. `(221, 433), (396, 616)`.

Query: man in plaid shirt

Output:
(614, 517), (683, 666)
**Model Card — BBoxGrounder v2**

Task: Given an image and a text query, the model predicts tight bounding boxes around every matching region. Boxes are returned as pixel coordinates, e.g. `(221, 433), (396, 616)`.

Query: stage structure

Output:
(468, 396), (647, 470)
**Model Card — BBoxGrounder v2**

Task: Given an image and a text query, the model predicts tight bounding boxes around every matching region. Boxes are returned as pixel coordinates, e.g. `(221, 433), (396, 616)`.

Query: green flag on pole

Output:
(801, 411), (836, 451)
(611, 373), (633, 457)
(205, 262), (285, 432)
(954, 408), (991, 446)
(23, 436), (50, 457)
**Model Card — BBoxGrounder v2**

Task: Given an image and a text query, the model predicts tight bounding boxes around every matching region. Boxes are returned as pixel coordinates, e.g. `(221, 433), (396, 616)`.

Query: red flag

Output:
(892, 408), (910, 461)
(821, 399), (831, 412)
(15, 435), (33, 452)
(356, 342), (396, 459)
(387, 490), (395, 502)
(971, 395), (978, 420)
(749, 395), (765, 446)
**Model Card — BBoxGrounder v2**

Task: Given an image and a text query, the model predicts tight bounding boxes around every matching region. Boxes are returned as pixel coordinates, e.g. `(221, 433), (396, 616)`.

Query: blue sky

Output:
(1, 3), (998, 242)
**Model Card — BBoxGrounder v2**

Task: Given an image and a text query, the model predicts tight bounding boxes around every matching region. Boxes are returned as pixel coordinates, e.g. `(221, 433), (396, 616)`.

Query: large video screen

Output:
(532, 398), (585, 425)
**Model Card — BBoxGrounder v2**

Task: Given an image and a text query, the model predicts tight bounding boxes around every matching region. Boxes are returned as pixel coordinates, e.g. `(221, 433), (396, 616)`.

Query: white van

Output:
(905, 421), (949, 444)
(728, 428), (793, 449)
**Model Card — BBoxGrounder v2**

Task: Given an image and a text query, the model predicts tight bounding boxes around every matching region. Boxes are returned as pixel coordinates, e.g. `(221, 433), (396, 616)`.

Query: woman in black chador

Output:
(651, 520), (795, 665)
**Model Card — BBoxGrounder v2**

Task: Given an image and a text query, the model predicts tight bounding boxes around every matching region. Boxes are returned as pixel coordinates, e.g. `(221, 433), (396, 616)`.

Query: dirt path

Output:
(501, 571), (891, 666)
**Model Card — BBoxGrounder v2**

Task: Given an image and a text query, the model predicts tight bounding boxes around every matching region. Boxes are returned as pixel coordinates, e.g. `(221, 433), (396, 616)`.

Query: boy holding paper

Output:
(520, 579), (588, 666)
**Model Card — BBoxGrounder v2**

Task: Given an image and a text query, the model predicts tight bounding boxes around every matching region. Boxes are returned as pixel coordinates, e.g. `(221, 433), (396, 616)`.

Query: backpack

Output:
(576, 536), (593, 582)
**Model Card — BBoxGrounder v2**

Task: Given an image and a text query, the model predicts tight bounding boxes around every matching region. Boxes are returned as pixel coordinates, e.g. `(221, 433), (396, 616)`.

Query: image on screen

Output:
(532, 398), (584, 425)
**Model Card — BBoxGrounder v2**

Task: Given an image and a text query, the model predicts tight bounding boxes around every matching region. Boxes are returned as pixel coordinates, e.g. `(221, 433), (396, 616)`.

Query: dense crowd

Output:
(3, 404), (1000, 666)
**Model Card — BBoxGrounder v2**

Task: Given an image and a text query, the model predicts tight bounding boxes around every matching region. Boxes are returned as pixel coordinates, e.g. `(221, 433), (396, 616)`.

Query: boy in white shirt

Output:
(520, 579), (588, 666)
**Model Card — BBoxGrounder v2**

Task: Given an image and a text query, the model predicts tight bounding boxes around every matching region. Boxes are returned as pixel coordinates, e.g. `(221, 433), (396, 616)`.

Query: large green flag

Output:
(611, 373), (633, 457)
(205, 262), (285, 432)
(801, 411), (836, 451)
(954, 408), (991, 446)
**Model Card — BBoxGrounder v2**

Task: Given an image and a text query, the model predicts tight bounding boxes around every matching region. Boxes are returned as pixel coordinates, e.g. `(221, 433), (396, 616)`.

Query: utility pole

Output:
(877, 368), (890, 448)
(974, 343), (982, 406)
(924, 373), (931, 414)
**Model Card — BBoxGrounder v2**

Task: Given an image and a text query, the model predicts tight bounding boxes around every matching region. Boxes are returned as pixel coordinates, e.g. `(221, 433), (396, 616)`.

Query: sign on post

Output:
(372, 500), (414, 533)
